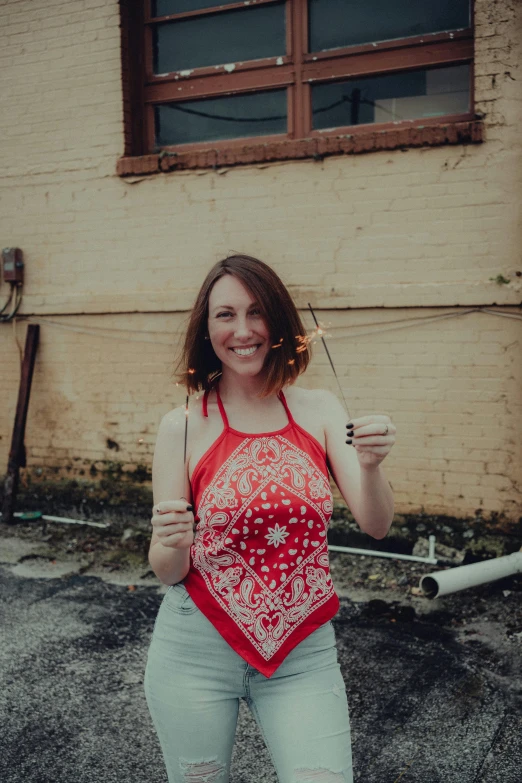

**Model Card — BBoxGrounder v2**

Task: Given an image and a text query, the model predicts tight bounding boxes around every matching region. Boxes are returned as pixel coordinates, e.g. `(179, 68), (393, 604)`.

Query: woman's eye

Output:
(250, 309), (261, 316)
(217, 312), (232, 318)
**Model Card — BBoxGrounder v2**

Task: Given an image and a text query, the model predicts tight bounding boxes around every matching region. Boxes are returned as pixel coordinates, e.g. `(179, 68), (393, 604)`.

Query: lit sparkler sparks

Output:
(295, 334), (311, 354)
(294, 323), (332, 354)
(307, 303), (351, 419)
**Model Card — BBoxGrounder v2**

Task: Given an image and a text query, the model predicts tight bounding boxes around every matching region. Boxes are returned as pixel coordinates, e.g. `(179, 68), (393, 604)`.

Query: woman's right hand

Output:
(151, 500), (194, 550)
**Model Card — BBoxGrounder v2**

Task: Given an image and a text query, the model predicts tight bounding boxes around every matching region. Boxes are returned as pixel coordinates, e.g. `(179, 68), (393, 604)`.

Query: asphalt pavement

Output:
(1, 540), (521, 783)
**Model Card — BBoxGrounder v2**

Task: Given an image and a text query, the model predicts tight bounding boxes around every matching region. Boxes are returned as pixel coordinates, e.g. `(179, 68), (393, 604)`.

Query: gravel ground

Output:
(1, 519), (521, 783)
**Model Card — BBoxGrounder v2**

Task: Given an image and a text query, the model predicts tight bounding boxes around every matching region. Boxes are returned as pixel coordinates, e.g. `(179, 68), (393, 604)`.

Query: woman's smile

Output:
(229, 344), (261, 357)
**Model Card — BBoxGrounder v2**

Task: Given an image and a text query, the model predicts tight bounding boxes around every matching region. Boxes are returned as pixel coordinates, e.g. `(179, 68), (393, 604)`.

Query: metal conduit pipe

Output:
(328, 535), (438, 565)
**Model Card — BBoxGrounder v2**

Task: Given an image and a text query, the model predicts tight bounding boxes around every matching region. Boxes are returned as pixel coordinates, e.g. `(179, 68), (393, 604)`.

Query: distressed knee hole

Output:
(293, 768), (348, 783)
(179, 758), (226, 783)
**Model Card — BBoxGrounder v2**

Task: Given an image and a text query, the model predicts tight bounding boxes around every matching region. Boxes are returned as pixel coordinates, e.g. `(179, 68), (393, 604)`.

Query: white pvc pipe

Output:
(420, 551), (522, 599)
(328, 535), (438, 565)
(4, 511), (109, 529)
(37, 514), (109, 529)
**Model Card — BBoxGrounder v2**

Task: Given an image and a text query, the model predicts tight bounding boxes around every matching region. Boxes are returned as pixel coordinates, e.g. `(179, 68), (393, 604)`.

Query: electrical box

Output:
(2, 248), (24, 284)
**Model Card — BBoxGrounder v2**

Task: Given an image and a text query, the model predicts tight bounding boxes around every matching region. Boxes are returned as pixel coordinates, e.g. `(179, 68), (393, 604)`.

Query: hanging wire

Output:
(0, 288), (14, 316)
(325, 308), (484, 341)
(0, 287), (23, 322)
(18, 306), (522, 350)
(479, 308), (522, 320)
(24, 317), (176, 345)
(163, 87), (469, 126)
(323, 308), (482, 334)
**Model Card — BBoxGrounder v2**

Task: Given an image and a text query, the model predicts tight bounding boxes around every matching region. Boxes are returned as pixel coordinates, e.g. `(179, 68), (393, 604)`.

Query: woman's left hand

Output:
(346, 415), (396, 468)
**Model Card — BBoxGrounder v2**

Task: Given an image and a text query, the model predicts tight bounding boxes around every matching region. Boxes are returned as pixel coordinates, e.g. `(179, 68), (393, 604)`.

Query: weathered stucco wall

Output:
(0, 0), (521, 520)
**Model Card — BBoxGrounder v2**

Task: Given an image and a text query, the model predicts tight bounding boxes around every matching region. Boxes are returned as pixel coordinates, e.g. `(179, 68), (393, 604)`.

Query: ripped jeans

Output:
(144, 581), (353, 783)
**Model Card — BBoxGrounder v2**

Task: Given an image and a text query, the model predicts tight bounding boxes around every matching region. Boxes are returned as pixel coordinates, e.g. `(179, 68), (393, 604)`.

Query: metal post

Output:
(2, 323), (40, 524)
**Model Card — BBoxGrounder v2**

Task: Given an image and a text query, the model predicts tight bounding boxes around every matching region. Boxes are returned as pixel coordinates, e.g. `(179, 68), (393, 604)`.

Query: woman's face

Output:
(207, 275), (271, 378)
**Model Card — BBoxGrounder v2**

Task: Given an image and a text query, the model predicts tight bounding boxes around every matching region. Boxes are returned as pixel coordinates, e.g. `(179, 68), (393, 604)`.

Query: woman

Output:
(145, 254), (396, 783)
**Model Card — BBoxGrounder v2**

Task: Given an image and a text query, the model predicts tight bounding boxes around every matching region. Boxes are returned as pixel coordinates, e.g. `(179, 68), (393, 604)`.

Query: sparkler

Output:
(183, 394), (189, 465)
(183, 369), (196, 466)
(307, 303), (351, 420)
(176, 380), (191, 466)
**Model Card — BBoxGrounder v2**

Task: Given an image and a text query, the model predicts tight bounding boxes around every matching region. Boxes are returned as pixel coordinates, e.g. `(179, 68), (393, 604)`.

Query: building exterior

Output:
(1, 0), (521, 523)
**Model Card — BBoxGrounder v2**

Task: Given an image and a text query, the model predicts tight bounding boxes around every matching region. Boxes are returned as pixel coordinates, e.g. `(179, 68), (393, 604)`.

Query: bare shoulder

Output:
(284, 385), (342, 422)
(159, 404), (186, 435)
(160, 395), (206, 436)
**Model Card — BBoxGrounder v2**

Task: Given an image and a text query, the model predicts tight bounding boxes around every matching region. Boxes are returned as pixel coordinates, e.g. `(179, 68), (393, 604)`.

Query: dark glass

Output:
(153, 0), (240, 16)
(312, 64), (470, 129)
(153, 3), (285, 74)
(309, 0), (471, 52)
(155, 89), (287, 146)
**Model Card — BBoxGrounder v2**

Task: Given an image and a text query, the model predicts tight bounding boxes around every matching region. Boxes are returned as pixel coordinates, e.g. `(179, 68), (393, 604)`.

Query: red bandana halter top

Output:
(183, 385), (339, 678)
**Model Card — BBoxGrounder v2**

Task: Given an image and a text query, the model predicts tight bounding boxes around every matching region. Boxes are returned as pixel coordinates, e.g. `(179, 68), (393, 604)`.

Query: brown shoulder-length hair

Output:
(175, 254), (311, 397)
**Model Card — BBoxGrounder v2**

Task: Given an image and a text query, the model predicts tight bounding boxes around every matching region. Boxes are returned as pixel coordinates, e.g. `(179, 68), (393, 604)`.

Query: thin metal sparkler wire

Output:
(307, 303), (351, 421)
(183, 395), (189, 465)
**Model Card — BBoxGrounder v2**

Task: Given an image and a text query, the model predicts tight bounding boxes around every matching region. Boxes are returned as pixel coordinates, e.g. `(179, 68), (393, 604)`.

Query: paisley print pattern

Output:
(191, 434), (335, 662)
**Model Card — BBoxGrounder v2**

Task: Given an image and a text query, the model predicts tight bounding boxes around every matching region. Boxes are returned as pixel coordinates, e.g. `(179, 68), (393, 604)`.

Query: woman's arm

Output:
(321, 390), (395, 540)
(148, 406), (193, 585)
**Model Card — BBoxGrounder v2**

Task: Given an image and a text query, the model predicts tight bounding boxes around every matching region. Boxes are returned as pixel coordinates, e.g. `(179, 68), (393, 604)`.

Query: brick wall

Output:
(0, 0), (521, 520)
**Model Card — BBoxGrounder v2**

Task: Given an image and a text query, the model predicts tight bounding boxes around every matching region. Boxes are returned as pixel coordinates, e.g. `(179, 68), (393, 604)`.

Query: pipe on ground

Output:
(420, 550), (522, 599)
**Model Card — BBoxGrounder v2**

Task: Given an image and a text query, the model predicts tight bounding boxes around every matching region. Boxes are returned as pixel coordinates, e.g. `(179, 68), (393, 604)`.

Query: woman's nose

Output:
(234, 317), (253, 338)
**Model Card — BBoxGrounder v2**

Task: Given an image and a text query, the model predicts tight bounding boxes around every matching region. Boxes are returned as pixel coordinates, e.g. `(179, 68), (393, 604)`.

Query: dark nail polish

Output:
(346, 439), (352, 445)
(346, 430), (354, 438)
(186, 505), (193, 511)
(346, 422), (354, 429)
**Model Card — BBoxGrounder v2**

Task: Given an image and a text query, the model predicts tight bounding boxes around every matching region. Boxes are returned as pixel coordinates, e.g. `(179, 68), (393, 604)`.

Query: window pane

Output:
(309, 0), (471, 52)
(155, 89), (287, 145)
(312, 65), (470, 129)
(153, 0), (239, 16)
(153, 3), (285, 74)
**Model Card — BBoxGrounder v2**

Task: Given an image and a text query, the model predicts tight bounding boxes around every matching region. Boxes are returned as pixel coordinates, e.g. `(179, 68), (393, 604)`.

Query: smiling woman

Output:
(145, 253), (395, 783)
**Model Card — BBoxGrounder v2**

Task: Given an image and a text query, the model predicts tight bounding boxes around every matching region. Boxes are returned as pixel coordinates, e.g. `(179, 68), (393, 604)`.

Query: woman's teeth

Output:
(231, 345), (259, 356)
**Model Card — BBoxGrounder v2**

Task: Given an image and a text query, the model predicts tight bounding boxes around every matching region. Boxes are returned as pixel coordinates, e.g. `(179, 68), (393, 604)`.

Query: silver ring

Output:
(383, 425), (389, 436)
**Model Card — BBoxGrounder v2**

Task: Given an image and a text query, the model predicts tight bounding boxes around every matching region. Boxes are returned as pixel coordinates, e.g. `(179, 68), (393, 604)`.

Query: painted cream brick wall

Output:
(1, 309), (520, 519)
(0, 0), (521, 520)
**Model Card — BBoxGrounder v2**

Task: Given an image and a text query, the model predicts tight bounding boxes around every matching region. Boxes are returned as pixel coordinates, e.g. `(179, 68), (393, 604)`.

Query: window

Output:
(118, 0), (480, 174)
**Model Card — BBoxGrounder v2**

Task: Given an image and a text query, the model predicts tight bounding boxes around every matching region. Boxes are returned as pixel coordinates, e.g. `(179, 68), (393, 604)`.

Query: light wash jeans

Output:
(144, 580), (353, 783)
